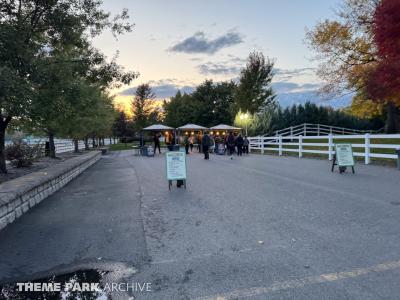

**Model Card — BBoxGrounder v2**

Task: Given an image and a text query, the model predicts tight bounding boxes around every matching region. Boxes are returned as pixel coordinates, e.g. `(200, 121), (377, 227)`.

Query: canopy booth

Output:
(177, 124), (208, 153)
(141, 124), (175, 155)
(209, 124), (242, 136)
(177, 124), (207, 138)
(209, 124), (242, 155)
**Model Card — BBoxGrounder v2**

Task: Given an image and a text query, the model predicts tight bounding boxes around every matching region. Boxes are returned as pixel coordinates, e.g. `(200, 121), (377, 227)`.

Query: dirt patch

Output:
(0, 152), (90, 184)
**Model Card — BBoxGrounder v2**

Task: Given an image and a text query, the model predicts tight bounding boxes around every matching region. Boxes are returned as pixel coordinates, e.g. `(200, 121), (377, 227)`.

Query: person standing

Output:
(153, 133), (161, 154)
(236, 134), (244, 156)
(189, 135), (194, 152)
(227, 131), (236, 159)
(243, 136), (250, 155)
(202, 131), (211, 160)
(184, 135), (190, 154)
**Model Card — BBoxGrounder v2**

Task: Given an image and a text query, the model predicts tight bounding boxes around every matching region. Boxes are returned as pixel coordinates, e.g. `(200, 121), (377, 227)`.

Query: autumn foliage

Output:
(367, 0), (400, 102)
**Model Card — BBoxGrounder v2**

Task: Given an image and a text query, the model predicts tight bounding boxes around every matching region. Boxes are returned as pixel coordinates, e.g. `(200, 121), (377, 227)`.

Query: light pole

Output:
(240, 113), (249, 136)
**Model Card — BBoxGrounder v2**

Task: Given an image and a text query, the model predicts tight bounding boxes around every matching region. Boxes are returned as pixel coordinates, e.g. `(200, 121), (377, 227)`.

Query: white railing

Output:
(11, 138), (114, 154)
(272, 123), (382, 137)
(249, 134), (400, 164)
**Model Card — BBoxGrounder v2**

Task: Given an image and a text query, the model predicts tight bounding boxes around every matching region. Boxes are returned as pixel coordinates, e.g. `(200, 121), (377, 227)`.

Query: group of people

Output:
(153, 131), (250, 160)
(189, 131), (249, 160)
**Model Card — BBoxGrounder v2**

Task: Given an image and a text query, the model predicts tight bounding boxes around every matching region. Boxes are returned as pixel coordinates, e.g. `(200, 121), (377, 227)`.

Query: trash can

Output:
(396, 148), (400, 170)
(140, 146), (148, 156)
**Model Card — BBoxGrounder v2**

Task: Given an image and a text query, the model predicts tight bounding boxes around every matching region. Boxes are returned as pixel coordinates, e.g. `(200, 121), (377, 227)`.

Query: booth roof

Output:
(177, 124), (207, 130)
(142, 124), (174, 131)
(209, 124), (241, 130)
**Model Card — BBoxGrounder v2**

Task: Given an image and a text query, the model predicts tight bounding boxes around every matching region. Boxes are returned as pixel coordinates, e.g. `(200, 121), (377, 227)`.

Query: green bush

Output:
(5, 142), (42, 168)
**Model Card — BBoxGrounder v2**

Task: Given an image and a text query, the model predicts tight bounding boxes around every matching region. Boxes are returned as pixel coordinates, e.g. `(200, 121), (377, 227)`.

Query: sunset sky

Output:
(93, 0), (343, 111)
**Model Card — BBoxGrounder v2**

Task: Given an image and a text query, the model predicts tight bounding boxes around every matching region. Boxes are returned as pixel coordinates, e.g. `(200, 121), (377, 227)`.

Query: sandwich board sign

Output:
(331, 143), (355, 174)
(166, 151), (187, 190)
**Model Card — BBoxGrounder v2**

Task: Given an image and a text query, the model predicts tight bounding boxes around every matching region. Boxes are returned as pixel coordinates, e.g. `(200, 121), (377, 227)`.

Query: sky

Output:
(93, 0), (346, 110)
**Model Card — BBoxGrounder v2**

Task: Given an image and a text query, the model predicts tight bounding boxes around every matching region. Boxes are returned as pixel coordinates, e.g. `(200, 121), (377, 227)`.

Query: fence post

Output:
(299, 135), (303, 158)
(261, 137), (264, 154)
(279, 135), (283, 156)
(328, 134), (333, 161)
(304, 123), (307, 136)
(317, 124), (320, 136)
(290, 126), (293, 141)
(365, 133), (370, 165)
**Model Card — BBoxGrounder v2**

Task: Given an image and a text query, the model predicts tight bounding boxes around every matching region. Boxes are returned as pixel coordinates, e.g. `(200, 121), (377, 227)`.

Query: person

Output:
(202, 131), (211, 160)
(197, 133), (202, 153)
(227, 131), (236, 159)
(236, 133), (244, 156)
(243, 136), (249, 155)
(153, 133), (161, 154)
(184, 135), (190, 154)
(189, 135), (194, 152)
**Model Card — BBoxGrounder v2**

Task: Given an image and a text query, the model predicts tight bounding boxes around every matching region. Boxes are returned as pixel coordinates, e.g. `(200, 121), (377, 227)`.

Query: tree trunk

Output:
(385, 102), (400, 133)
(92, 136), (96, 148)
(0, 125), (7, 174)
(0, 116), (11, 173)
(109, 137), (112, 145)
(74, 139), (79, 153)
(102, 137), (105, 146)
(48, 132), (56, 158)
(84, 137), (90, 150)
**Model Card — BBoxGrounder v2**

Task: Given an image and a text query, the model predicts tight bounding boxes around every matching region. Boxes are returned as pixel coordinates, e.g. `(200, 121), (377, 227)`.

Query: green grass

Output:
(109, 142), (139, 151)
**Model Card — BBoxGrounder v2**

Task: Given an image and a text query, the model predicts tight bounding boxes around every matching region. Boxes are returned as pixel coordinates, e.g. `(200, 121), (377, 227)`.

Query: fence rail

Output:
(272, 123), (383, 137)
(7, 138), (114, 154)
(248, 134), (400, 164)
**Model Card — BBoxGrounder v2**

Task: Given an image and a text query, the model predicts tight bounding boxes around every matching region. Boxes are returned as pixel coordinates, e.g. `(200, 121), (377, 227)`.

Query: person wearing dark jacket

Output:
(227, 132), (236, 159)
(202, 131), (211, 159)
(153, 133), (161, 154)
(236, 134), (244, 156)
(243, 136), (250, 154)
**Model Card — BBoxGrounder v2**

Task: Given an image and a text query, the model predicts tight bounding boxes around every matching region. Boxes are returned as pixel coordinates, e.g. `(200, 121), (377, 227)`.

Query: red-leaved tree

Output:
(367, 0), (400, 132)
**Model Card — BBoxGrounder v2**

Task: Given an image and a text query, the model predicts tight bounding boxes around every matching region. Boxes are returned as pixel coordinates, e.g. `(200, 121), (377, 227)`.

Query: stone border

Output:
(0, 151), (101, 231)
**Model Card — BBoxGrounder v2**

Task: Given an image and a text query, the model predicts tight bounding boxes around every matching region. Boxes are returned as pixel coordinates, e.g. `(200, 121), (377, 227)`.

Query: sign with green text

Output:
(335, 144), (355, 167)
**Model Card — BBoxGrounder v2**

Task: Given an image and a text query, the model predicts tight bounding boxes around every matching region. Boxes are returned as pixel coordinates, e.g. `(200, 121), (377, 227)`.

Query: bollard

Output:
(396, 148), (400, 170)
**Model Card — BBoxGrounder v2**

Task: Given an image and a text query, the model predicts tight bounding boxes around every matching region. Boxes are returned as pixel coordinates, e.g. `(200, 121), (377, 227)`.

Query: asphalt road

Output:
(1, 150), (400, 299)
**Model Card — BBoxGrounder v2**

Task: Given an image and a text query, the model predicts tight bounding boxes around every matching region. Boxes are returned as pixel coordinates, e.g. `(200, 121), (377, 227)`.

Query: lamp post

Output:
(240, 113), (249, 136)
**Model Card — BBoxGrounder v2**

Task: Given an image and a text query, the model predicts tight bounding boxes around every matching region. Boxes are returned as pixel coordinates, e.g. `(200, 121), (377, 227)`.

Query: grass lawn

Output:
(109, 142), (139, 151)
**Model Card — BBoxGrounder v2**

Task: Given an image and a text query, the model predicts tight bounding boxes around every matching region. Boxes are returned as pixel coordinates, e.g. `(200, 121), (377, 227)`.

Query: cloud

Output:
(272, 81), (322, 94)
(119, 80), (195, 99)
(274, 67), (316, 81)
(196, 55), (247, 75)
(197, 62), (241, 75)
(169, 30), (244, 54)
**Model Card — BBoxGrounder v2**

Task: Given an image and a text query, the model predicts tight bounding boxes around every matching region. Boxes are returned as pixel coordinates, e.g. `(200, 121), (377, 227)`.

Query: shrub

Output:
(5, 142), (43, 168)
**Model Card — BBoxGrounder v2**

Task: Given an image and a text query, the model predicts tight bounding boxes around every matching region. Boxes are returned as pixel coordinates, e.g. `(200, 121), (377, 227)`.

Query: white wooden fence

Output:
(248, 134), (400, 164)
(25, 138), (113, 154)
(272, 123), (382, 137)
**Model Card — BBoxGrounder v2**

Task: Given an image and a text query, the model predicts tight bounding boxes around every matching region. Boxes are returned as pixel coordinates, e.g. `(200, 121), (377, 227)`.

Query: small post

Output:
(396, 148), (400, 170)
(365, 133), (370, 165)
(279, 135), (283, 156)
(290, 126), (293, 141)
(261, 137), (265, 154)
(317, 124), (320, 136)
(304, 123), (307, 136)
(328, 134), (333, 161)
(298, 135), (303, 158)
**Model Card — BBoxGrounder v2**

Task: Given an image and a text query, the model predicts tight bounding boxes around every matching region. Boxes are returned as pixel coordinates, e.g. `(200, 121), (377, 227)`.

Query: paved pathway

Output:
(1, 150), (400, 299)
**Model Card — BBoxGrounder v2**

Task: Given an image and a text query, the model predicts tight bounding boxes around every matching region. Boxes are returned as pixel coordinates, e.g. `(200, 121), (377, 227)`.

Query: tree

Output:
(365, 0), (400, 132)
(163, 80), (236, 128)
(113, 111), (130, 140)
(0, 0), (136, 172)
(132, 84), (159, 130)
(305, 0), (398, 132)
(234, 51), (276, 114)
